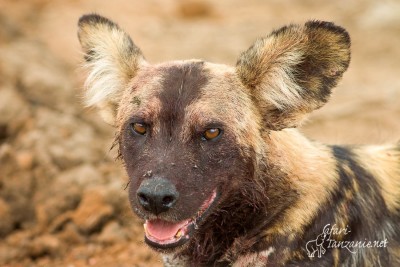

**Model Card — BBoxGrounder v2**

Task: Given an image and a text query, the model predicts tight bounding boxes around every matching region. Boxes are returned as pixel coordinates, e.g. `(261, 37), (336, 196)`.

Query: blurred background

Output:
(0, 0), (399, 266)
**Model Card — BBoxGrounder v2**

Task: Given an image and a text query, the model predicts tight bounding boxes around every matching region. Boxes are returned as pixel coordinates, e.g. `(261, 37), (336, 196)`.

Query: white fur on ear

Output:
(246, 38), (305, 110)
(78, 14), (147, 125)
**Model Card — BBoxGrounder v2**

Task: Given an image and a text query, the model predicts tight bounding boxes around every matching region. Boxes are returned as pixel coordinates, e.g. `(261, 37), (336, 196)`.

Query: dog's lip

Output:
(143, 189), (218, 249)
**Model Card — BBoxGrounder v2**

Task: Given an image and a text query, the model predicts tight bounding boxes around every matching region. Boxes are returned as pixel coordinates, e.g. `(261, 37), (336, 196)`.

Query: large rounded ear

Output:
(236, 21), (351, 130)
(78, 14), (147, 125)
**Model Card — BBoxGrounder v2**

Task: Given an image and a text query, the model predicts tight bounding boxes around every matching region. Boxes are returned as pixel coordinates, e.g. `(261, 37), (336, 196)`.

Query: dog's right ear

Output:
(78, 14), (147, 125)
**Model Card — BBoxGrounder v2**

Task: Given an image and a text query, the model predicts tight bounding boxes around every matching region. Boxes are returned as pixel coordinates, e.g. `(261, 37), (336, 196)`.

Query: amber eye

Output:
(130, 122), (147, 136)
(202, 128), (222, 141)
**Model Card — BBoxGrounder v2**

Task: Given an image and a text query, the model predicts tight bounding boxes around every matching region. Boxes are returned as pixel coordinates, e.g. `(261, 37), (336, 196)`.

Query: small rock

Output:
(15, 150), (34, 170)
(48, 211), (73, 233)
(34, 184), (81, 228)
(5, 229), (32, 247)
(57, 222), (86, 245)
(97, 221), (128, 244)
(0, 244), (23, 264)
(72, 190), (114, 234)
(28, 234), (61, 258)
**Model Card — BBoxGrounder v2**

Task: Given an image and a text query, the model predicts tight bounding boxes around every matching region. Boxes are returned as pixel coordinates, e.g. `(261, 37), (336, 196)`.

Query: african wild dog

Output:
(78, 14), (400, 266)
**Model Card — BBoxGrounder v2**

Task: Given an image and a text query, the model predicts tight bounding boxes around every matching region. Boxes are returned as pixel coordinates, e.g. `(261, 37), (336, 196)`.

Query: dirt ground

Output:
(0, 0), (399, 266)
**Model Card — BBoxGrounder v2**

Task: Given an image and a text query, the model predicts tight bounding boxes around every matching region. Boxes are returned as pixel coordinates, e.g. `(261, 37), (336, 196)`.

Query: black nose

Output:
(137, 177), (179, 215)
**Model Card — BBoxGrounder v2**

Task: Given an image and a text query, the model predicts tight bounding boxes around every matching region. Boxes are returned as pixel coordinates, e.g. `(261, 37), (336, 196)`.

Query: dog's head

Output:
(78, 14), (350, 252)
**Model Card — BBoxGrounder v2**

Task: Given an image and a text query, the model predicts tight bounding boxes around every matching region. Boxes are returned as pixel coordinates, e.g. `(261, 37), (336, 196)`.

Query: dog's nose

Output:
(137, 177), (179, 215)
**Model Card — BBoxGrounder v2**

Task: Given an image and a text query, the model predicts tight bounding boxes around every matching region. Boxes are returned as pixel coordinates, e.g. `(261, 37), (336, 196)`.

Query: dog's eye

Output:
(202, 128), (222, 141)
(130, 122), (147, 136)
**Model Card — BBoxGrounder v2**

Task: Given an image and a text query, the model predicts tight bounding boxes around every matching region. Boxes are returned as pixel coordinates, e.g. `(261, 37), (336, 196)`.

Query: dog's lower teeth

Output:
(175, 230), (183, 238)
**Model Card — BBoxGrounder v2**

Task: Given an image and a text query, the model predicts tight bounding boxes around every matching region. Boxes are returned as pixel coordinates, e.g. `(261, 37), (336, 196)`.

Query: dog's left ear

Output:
(236, 21), (351, 130)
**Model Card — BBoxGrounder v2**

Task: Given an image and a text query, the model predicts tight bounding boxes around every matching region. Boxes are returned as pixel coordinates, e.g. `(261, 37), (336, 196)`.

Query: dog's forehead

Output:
(118, 60), (240, 123)
(135, 60), (235, 96)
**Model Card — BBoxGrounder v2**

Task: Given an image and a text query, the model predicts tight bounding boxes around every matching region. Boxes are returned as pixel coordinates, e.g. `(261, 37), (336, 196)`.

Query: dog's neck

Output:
(166, 129), (396, 266)
(246, 130), (393, 266)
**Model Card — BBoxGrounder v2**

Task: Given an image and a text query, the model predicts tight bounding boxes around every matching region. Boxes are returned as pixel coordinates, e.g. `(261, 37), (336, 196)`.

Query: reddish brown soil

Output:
(0, 0), (399, 266)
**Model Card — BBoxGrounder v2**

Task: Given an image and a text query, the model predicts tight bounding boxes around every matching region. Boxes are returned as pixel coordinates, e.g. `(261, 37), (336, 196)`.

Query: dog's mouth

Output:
(143, 189), (218, 250)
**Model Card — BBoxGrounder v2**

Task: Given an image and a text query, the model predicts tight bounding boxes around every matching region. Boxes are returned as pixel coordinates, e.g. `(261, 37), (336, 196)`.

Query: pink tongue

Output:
(146, 219), (188, 240)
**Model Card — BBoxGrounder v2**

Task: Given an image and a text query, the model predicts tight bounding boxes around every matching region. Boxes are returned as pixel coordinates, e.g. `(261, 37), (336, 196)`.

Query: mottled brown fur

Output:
(236, 21), (350, 130)
(78, 14), (400, 267)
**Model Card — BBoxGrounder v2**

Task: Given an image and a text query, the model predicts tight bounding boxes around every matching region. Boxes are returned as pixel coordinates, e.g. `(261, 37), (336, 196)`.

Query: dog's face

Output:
(78, 14), (350, 252)
(118, 62), (257, 250)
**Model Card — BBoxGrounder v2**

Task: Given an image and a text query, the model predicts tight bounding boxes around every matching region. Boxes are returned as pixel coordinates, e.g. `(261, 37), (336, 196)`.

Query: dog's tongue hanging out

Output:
(143, 190), (218, 245)
(145, 219), (189, 241)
